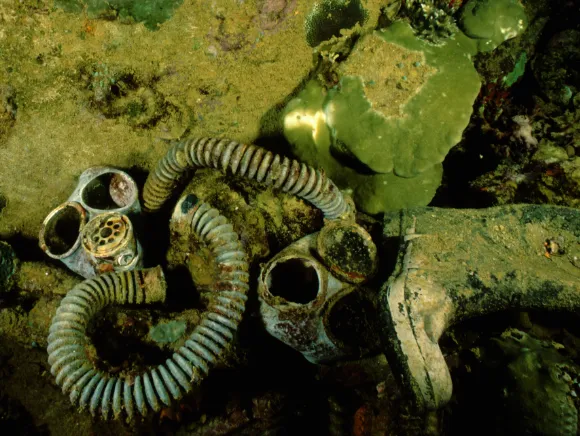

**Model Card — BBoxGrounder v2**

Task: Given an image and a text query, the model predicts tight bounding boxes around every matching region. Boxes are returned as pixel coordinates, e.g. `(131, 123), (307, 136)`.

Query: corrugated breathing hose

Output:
(47, 202), (249, 420)
(143, 137), (351, 219)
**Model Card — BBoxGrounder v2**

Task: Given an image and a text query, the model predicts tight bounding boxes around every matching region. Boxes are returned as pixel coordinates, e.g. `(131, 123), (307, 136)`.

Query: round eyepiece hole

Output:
(40, 203), (85, 257)
(266, 258), (320, 304)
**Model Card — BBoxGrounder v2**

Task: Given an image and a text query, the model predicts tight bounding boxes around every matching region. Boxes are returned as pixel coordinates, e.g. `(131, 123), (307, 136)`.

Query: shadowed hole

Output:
(81, 172), (135, 210)
(42, 205), (82, 256)
(266, 258), (320, 304)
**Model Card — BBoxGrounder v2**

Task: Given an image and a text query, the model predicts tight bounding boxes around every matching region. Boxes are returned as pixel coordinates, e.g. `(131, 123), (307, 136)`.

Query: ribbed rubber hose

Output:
(143, 137), (350, 219)
(47, 203), (249, 420)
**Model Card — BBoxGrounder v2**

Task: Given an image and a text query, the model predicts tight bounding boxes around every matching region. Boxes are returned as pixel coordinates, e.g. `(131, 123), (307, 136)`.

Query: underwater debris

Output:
(257, 225), (377, 363)
(380, 205), (580, 411)
(0, 0), (576, 431)
(316, 220), (377, 284)
(44, 136), (357, 419)
(143, 136), (351, 220)
(47, 200), (249, 420)
(146, 136), (382, 367)
(38, 167), (143, 278)
(47, 268), (168, 419)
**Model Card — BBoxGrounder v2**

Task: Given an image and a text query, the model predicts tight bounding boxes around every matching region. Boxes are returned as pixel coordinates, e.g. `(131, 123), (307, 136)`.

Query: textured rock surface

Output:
(0, 0), (314, 238)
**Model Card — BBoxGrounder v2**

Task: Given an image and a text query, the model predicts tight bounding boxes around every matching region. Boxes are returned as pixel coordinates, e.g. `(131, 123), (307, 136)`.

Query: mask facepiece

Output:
(39, 167), (143, 278)
(258, 221), (377, 364)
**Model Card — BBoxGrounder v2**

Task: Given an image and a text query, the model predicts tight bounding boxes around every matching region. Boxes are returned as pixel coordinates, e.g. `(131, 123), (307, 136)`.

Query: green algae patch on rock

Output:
(353, 164), (443, 213)
(284, 80), (443, 214)
(324, 22), (481, 177)
(283, 21), (480, 213)
(54, 0), (185, 31)
(459, 0), (527, 53)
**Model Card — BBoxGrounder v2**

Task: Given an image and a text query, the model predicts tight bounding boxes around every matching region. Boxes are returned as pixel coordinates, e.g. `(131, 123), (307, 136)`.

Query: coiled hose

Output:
(143, 137), (350, 220)
(47, 202), (249, 420)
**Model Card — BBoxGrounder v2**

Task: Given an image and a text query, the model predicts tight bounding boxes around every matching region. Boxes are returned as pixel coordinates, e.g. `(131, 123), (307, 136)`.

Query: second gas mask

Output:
(258, 220), (378, 364)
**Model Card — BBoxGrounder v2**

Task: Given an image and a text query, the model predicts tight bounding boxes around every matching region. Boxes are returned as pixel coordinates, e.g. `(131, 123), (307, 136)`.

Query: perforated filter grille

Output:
(82, 213), (129, 256)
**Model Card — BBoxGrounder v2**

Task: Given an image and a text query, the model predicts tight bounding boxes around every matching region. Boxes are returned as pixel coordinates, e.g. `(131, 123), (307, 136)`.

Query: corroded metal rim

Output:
(39, 201), (87, 260)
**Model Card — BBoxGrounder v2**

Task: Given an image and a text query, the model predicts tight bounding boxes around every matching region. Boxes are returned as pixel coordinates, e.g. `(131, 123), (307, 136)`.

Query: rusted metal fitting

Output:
(379, 205), (580, 412)
(39, 167), (143, 278)
(81, 212), (141, 274)
(258, 222), (377, 364)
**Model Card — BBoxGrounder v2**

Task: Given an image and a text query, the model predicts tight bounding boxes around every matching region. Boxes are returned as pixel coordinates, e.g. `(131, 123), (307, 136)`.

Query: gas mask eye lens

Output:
(317, 222), (377, 284)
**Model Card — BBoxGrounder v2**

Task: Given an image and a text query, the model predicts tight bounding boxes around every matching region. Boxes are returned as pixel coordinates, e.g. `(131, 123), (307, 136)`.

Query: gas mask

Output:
(39, 167), (143, 278)
(258, 220), (378, 364)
